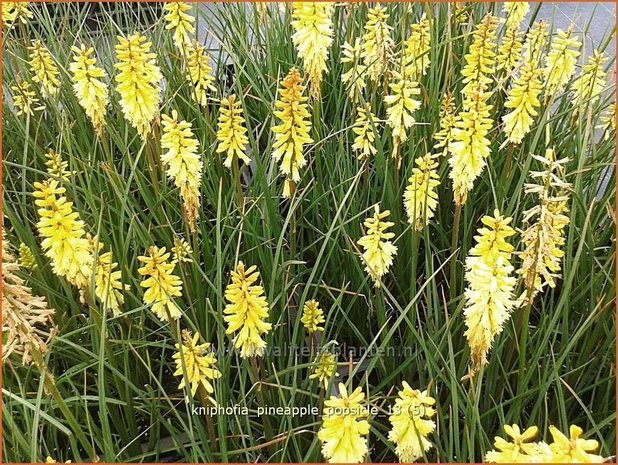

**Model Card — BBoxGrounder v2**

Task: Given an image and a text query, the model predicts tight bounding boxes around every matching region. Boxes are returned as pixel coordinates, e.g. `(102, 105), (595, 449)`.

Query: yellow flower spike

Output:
(2, 2), (33, 26)
(485, 424), (543, 463)
(300, 299), (325, 334)
(548, 425), (604, 463)
(385, 64), (421, 162)
(496, 27), (524, 72)
(137, 246), (183, 322)
(543, 27), (581, 97)
(448, 85), (493, 206)
(403, 154), (440, 232)
(2, 234), (55, 366)
(69, 44), (109, 136)
(318, 383), (370, 463)
(18, 243), (37, 270)
(171, 237), (193, 264)
(223, 261), (272, 358)
(44, 149), (73, 181)
(501, 2), (529, 30)
(388, 382), (436, 463)
(32, 180), (93, 290)
(434, 92), (457, 154)
(186, 40), (216, 107)
(272, 68), (313, 198)
(216, 94), (250, 168)
(502, 58), (543, 144)
(361, 4), (394, 83)
(28, 40), (60, 98)
(11, 81), (44, 117)
(163, 2), (195, 50)
(463, 210), (516, 376)
(403, 13), (431, 79)
(518, 149), (571, 305)
(572, 50), (608, 110)
(523, 20), (548, 64)
(160, 110), (203, 232)
(341, 39), (367, 104)
(351, 106), (377, 160)
(89, 237), (129, 317)
(114, 34), (162, 139)
(309, 352), (338, 388)
(357, 205), (397, 287)
(173, 330), (222, 402)
(291, 2), (334, 99)
(460, 14), (498, 94)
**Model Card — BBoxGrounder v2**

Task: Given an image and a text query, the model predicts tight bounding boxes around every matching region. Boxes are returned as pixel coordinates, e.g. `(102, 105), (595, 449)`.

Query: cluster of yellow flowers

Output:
(216, 94), (250, 168)
(28, 40), (60, 98)
(318, 382), (437, 463)
(486, 423), (604, 463)
(300, 299), (325, 334)
(272, 67), (313, 198)
(114, 34), (162, 138)
(2, 233), (55, 366)
(463, 210), (516, 375)
(357, 205), (397, 287)
(173, 330), (221, 403)
(2, 2), (33, 26)
(291, 2), (334, 99)
(160, 110), (203, 231)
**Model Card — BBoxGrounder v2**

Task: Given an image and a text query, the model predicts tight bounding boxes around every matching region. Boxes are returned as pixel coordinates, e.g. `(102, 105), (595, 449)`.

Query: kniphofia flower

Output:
(114, 34), (162, 138)
(28, 40), (60, 98)
(160, 110), (203, 231)
(272, 68), (313, 198)
(518, 149), (571, 304)
(361, 4), (394, 83)
(2, 2), (33, 26)
(501, 2), (529, 30)
(172, 237), (193, 264)
(70, 44), (109, 136)
(173, 330), (222, 402)
(543, 27), (581, 97)
(572, 50), (608, 110)
(351, 106), (377, 160)
(548, 425), (604, 463)
(45, 149), (72, 181)
(309, 352), (338, 388)
(11, 81), (43, 117)
(90, 238), (129, 316)
(163, 2), (195, 50)
(341, 39), (367, 103)
(485, 424), (542, 463)
(403, 154), (440, 231)
(388, 382), (436, 462)
(300, 299), (325, 334)
(357, 205), (397, 287)
(186, 40), (216, 106)
(460, 14), (498, 94)
(463, 210), (516, 375)
(434, 92), (457, 154)
(18, 243), (37, 270)
(496, 27), (524, 73)
(224, 262), (272, 358)
(598, 102), (616, 139)
(216, 94), (250, 168)
(502, 55), (543, 144)
(403, 13), (431, 79)
(137, 246), (183, 322)
(291, 2), (334, 99)
(385, 62), (421, 163)
(2, 234), (55, 365)
(318, 383), (370, 463)
(32, 180), (93, 290)
(448, 85), (493, 206)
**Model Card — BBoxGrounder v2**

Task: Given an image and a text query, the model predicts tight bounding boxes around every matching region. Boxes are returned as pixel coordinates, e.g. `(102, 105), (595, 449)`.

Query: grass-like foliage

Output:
(2, 2), (616, 463)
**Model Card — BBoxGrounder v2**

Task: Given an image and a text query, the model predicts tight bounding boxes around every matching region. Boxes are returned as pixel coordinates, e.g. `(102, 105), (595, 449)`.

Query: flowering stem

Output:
(249, 357), (274, 448)
(30, 349), (96, 459)
(449, 204), (462, 293)
(232, 156), (244, 212)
